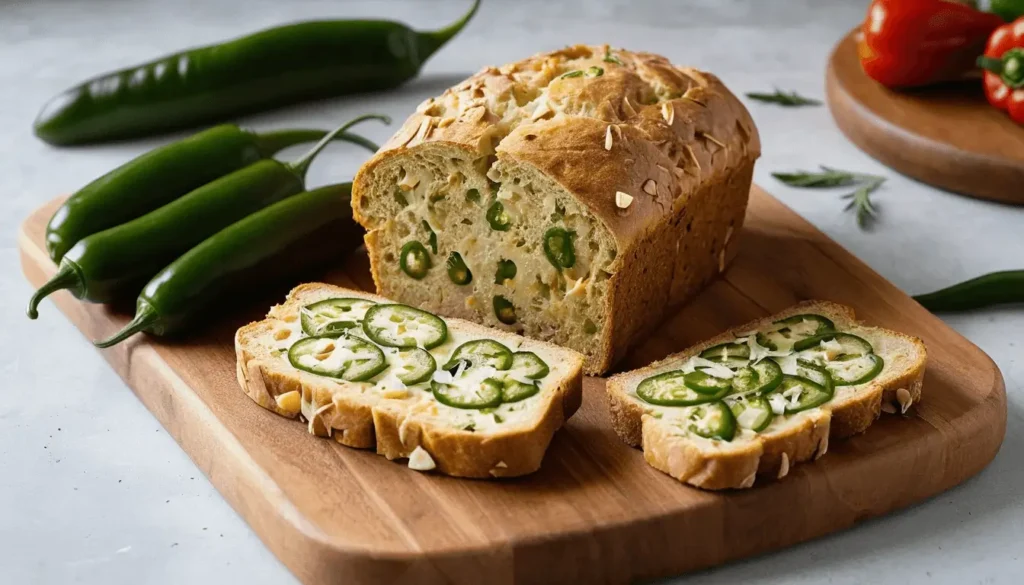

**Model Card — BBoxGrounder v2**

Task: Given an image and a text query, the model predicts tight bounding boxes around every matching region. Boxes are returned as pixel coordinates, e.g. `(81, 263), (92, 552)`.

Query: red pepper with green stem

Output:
(858, 0), (1005, 87)
(978, 17), (1024, 123)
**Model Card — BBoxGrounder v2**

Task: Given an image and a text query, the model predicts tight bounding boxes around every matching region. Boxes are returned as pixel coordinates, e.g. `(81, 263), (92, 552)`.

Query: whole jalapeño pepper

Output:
(34, 1), (478, 145)
(27, 114), (389, 319)
(45, 124), (378, 262)
(94, 183), (366, 347)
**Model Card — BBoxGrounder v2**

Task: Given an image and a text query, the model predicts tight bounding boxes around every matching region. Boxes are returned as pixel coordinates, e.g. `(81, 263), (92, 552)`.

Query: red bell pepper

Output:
(978, 18), (1024, 124)
(858, 0), (1005, 88)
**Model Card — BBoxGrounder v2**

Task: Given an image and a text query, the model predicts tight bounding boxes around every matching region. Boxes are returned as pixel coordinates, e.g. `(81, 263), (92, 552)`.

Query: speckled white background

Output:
(1, 1), (1021, 584)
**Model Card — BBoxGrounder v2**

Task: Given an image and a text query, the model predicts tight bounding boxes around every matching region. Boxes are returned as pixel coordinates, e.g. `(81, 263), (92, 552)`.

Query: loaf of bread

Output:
(235, 283), (583, 478)
(352, 45), (759, 374)
(606, 301), (927, 490)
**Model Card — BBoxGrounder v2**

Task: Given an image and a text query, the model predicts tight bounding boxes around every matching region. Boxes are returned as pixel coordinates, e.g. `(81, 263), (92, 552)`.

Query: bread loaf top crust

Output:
(353, 44), (760, 258)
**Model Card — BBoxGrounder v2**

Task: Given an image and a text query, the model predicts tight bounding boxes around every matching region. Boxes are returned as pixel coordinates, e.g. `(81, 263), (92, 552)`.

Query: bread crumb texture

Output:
(353, 45), (760, 373)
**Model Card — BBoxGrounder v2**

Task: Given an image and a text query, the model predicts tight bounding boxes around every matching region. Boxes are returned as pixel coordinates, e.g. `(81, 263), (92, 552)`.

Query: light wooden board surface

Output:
(826, 29), (1024, 205)
(19, 187), (1006, 585)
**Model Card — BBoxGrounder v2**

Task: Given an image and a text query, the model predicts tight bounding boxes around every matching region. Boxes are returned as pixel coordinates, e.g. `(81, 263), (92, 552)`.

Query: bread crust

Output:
(235, 283), (584, 478)
(352, 45), (759, 374)
(606, 301), (928, 489)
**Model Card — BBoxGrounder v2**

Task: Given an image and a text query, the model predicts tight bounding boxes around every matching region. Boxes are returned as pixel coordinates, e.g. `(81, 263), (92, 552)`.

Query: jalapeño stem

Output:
(94, 304), (160, 348)
(287, 114), (391, 179)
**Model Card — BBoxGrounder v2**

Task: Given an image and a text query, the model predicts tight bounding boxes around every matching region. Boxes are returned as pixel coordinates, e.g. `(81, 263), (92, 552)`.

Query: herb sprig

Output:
(773, 166), (886, 230)
(746, 88), (821, 107)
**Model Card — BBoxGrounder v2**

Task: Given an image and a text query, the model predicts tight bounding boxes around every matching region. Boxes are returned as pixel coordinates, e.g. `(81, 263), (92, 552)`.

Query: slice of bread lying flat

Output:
(606, 301), (927, 490)
(235, 283), (584, 478)
(352, 44), (760, 375)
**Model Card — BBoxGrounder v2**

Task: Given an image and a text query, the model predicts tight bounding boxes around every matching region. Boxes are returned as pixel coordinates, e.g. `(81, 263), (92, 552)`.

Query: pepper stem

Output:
(979, 49), (1024, 88)
(286, 114), (391, 180)
(417, 0), (480, 63)
(27, 262), (83, 319)
(93, 306), (159, 349)
(254, 129), (380, 158)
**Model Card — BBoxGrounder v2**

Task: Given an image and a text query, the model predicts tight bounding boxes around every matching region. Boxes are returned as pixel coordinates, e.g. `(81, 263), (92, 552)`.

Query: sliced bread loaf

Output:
(235, 283), (583, 478)
(606, 301), (927, 490)
(351, 44), (759, 374)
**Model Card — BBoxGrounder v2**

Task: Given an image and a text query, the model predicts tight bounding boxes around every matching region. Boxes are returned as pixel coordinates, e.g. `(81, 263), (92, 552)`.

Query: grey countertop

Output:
(2, 1), (1021, 583)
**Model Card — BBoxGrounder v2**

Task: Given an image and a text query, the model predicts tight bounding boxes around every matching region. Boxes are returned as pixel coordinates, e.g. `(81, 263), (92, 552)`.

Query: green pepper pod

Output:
(988, 0), (1024, 22)
(34, 1), (479, 145)
(92, 183), (365, 347)
(913, 270), (1024, 312)
(28, 114), (388, 320)
(45, 124), (378, 263)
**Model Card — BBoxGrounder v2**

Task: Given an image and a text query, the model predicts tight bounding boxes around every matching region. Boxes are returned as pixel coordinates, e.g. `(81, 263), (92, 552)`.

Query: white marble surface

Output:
(2, 1), (1021, 583)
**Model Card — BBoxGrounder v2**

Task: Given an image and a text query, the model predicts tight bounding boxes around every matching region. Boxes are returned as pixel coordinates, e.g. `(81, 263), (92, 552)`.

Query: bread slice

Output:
(606, 301), (927, 490)
(235, 283), (584, 478)
(351, 44), (759, 375)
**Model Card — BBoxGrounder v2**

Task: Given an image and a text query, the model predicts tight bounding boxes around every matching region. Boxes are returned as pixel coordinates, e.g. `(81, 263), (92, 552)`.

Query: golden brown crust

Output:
(235, 283), (584, 479)
(351, 45), (760, 374)
(605, 300), (928, 489)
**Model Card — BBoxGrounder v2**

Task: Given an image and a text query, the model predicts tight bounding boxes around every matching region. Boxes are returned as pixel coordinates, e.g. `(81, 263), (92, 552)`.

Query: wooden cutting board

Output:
(19, 188), (1006, 585)
(826, 28), (1024, 205)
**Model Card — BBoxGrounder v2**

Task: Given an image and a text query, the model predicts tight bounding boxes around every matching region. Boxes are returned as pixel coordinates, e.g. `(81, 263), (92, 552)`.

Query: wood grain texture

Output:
(19, 188), (1006, 585)
(826, 29), (1024, 205)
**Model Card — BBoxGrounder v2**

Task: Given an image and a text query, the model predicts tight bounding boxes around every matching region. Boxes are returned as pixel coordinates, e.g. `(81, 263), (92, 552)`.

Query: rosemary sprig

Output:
(745, 88), (821, 107)
(772, 166), (878, 188)
(773, 166), (886, 230)
(842, 177), (885, 230)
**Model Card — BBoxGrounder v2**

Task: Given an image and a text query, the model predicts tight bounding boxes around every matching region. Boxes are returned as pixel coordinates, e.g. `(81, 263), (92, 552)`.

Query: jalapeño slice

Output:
(499, 378), (540, 403)
(729, 395), (774, 432)
(431, 378), (503, 410)
(288, 334), (387, 382)
(756, 314), (835, 351)
(399, 241), (432, 279)
(393, 347), (437, 385)
(442, 339), (513, 371)
(768, 374), (834, 414)
(683, 369), (733, 395)
(543, 227), (576, 270)
(730, 358), (783, 395)
(699, 342), (751, 369)
(688, 401), (737, 442)
(509, 351), (550, 379)
(362, 304), (448, 350)
(824, 353), (884, 386)
(446, 252), (472, 285)
(636, 371), (723, 407)
(793, 331), (874, 354)
(299, 297), (377, 337)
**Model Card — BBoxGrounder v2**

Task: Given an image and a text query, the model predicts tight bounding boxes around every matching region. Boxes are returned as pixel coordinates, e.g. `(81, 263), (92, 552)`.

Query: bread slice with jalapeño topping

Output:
(235, 283), (583, 478)
(606, 301), (927, 490)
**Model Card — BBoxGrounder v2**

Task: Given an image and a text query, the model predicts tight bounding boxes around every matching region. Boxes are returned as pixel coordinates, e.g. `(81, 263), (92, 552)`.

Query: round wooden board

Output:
(826, 29), (1024, 205)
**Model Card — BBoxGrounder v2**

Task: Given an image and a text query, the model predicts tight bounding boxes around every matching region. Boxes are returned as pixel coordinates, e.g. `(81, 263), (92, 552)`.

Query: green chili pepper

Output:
(989, 0), (1024, 22)
(493, 295), (517, 324)
(400, 241), (432, 279)
(45, 124), (377, 263)
(486, 201), (512, 231)
(91, 183), (364, 347)
(913, 270), (1024, 312)
(494, 259), (517, 284)
(446, 252), (472, 285)
(543, 227), (576, 270)
(34, 1), (479, 145)
(28, 114), (388, 320)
